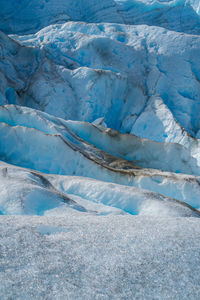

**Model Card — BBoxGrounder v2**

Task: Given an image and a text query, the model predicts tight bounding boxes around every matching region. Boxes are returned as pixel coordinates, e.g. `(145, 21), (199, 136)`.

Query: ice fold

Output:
(1, 162), (200, 218)
(0, 105), (200, 213)
(1, 23), (200, 141)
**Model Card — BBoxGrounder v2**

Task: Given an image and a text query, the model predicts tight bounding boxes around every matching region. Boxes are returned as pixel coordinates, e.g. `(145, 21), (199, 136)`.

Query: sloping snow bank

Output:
(1, 162), (199, 217)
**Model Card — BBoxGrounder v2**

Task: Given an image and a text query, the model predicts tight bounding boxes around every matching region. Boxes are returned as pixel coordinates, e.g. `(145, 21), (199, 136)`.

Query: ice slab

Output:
(0, 106), (200, 212)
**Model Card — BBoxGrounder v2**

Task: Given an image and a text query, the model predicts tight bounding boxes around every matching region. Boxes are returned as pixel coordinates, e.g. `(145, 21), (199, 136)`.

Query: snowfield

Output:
(1, 215), (200, 299)
(1, 0), (200, 299)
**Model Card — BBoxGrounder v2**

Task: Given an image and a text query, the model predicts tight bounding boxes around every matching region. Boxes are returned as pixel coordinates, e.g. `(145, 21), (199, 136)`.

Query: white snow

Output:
(1, 161), (199, 218)
(0, 215), (200, 299)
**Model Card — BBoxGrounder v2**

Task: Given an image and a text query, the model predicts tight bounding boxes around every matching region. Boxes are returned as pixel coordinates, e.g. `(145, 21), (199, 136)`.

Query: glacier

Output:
(1, 0), (200, 35)
(1, 22), (200, 140)
(1, 0), (200, 299)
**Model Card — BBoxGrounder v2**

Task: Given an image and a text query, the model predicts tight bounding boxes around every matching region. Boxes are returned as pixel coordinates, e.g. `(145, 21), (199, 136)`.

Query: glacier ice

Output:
(1, 22), (200, 141)
(1, 104), (200, 212)
(1, 0), (200, 34)
(1, 0), (200, 298)
(1, 161), (199, 217)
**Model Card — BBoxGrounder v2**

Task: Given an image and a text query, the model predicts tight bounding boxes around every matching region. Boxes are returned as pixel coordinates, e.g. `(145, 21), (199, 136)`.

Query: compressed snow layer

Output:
(1, 215), (200, 299)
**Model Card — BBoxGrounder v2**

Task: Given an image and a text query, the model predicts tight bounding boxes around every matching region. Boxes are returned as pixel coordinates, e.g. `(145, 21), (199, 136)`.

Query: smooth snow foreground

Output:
(1, 0), (200, 299)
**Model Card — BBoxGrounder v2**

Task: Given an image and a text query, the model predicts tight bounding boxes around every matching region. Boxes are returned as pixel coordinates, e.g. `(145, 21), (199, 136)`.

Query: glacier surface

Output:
(1, 21), (200, 140)
(1, 0), (200, 34)
(1, 0), (200, 299)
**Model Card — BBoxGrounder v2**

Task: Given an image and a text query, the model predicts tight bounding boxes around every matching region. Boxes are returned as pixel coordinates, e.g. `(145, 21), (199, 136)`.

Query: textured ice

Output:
(1, 105), (200, 176)
(0, 105), (200, 212)
(1, 0), (200, 298)
(1, 22), (200, 142)
(1, 162), (199, 217)
(1, 0), (200, 34)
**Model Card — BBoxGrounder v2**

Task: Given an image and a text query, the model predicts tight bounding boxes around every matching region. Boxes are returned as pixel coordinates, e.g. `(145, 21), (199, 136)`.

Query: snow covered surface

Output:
(1, 0), (200, 298)
(1, 161), (200, 217)
(1, 215), (200, 299)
